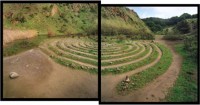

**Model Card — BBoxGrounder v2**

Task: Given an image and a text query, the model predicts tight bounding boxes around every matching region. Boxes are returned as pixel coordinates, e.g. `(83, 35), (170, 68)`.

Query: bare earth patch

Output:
(3, 48), (97, 98)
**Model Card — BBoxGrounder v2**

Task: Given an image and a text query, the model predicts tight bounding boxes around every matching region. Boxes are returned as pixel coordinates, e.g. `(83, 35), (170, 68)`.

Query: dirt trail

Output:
(101, 36), (182, 102)
(3, 48), (97, 98)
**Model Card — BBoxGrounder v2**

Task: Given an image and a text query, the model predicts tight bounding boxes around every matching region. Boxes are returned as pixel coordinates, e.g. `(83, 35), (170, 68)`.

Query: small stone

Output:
(124, 75), (130, 83)
(26, 65), (29, 67)
(81, 66), (84, 69)
(9, 72), (19, 79)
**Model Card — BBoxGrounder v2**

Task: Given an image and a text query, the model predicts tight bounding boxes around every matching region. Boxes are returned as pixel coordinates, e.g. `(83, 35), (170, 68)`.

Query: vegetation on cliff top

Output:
(3, 3), (98, 35)
(101, 7), (154, 40)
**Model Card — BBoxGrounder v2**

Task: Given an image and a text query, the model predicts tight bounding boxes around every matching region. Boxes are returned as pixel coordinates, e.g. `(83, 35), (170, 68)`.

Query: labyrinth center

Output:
(39, 37), (98, 74)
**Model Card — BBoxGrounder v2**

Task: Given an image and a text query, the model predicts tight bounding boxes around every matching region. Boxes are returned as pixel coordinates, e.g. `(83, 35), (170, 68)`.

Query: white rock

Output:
(9, 72), (19, 79)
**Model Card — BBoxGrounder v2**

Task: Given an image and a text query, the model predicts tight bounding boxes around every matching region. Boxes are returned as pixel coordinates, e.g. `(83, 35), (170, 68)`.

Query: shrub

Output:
(163, 35), (183, 40)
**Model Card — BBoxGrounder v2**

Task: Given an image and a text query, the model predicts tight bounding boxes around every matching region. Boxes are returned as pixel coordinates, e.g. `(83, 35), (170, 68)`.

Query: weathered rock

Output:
(124, 75), (130, 83)
(81, 66), (84, 69)
(9, 72), (19, 79)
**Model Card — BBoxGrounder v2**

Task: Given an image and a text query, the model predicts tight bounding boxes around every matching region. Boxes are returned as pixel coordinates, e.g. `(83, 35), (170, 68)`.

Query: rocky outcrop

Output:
(51, 4), (59, 16)
(3, 29), (38, 46)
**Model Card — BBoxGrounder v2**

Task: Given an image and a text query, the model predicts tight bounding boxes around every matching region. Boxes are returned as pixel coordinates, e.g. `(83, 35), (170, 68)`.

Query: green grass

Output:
(102, 45), (129, 54)
(101, 43), (159, 75)
(116, 43), (173, 95)
(3, 35), (48, 57)
(64, 42), (97, 55)
(101, 43), (141, 60)
(3, 4), (98, 35)
(78, 42), (98, 50)
(50, 55), (98, 74)
(166, 44), (197, 102)
(71, 44), (98, 53)
(56, 42), (98, 60)
(48, 46), (98, 66)
(101, 44), (150, 66)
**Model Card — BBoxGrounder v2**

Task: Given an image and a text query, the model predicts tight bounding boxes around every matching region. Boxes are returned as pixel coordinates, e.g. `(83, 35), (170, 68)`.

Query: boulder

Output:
(9, 72), (19, 79)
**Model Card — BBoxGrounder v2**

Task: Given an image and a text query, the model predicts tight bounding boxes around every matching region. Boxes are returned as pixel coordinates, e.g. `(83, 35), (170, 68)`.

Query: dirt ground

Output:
(101, 35), (183, 102)
(3, 48), (98, 98)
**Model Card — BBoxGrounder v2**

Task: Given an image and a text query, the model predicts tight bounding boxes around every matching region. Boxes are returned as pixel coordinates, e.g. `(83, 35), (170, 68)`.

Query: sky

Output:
(128, 7), (198, 19)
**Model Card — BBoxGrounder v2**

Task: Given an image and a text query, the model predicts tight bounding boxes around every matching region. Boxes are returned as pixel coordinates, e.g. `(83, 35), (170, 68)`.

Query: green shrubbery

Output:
(143, 13), (197, 34)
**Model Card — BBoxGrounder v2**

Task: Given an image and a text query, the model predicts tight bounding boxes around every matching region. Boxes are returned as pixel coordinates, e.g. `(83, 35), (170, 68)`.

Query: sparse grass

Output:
(65, 43), (97, 55)
(51, 56), (98, 74)
(102, 45), (128, 54)
(101, 44), (150, 66)
(3, 3), (98, 35)
(166, 44), (197, 102)
(48, 46), (98, 66)
(101, 43), (141, 60)
(102, 44), (132, 55)
(101, 43), (159, 75)
(56, 42), (98, 60)
(116, 43), (172, 95)
(3, 35), (48, 57)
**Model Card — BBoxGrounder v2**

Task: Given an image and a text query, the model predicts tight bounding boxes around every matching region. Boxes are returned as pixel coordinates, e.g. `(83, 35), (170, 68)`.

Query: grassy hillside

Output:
(101, 7), (154, 40)
(3, 3), (98, 35)
(142, 13), (197, 34)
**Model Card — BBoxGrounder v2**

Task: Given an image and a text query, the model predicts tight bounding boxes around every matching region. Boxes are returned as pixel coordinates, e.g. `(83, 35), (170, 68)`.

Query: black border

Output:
(100, 4), (200, 104)
(0, 0), (101, 101)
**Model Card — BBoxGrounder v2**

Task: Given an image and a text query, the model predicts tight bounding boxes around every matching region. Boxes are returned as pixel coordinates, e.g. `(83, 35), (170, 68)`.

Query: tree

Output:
(176, 20), (190, 34)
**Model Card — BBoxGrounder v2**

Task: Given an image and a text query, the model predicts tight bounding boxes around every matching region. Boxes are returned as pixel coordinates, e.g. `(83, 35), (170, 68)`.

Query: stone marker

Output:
(124, 75), (130, 83)
(9, 72), (19, 79)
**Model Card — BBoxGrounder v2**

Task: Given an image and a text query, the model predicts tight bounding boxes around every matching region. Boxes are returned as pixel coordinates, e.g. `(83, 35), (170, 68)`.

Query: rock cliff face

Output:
(101, 7), (154, 39)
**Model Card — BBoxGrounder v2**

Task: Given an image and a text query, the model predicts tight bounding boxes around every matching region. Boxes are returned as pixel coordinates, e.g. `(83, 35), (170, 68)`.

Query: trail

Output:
(101, 35), (183, 102)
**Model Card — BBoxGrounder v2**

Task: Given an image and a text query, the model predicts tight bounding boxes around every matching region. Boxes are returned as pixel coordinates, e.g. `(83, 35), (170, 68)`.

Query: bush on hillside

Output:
(175, 20), (190, 34)
(163, 35), (183, 40)
(183, 34), (197, 58)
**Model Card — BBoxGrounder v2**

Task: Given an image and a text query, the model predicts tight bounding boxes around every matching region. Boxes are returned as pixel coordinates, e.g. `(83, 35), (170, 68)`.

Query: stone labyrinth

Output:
(101, 40), (161, 74)
(40, 37), (98, 73)
(101, 37), (173, 97)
